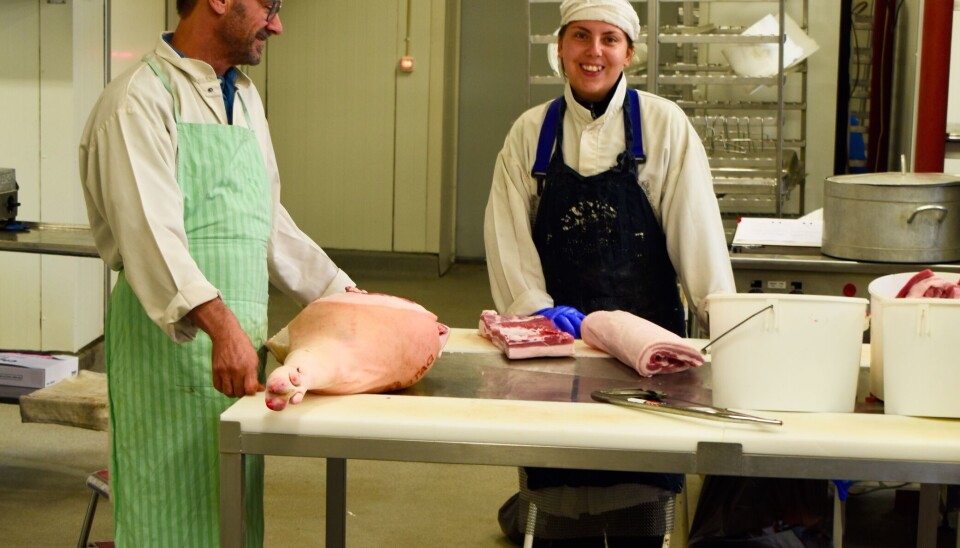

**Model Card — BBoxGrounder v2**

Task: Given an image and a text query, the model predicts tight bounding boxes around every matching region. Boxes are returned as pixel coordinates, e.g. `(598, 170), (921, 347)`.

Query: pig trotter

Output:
(265, 365), (307, 412)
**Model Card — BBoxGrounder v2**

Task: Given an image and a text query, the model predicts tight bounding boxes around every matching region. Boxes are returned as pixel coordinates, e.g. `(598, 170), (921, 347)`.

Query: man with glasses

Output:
(266, 0), (282, 22)
(79, 0), (350, 545)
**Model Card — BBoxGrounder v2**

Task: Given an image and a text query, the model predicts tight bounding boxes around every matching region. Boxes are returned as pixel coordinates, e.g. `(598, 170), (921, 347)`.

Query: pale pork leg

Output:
(265, 294), (443, 411)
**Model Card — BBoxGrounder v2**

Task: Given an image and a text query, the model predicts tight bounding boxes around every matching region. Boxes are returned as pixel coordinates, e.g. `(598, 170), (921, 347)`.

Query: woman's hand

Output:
(536, 305), (586, 338)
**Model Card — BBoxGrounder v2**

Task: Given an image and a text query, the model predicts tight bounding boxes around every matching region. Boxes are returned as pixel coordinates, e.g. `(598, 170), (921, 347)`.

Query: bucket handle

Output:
(765, 298), (779, 332)
(907, 205), (948, 224)
(701, 304), (774, 353)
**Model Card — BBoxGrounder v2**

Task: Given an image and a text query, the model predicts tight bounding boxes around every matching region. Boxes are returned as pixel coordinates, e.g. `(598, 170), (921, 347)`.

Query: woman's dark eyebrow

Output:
(567, 24), (622, 36)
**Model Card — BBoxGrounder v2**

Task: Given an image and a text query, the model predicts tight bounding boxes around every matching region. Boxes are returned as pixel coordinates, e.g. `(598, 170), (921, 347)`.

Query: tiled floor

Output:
(0, 260), (955, 546)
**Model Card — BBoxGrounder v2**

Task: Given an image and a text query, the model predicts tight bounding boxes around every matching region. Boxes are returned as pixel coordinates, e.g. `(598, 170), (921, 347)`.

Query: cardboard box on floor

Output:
(0, 352), (79, 390)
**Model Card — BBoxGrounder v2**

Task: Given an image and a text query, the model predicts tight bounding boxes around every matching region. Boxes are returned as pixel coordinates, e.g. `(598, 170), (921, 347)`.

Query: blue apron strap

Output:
(532, 97), (564, 194)
(627, 88), (646, 164)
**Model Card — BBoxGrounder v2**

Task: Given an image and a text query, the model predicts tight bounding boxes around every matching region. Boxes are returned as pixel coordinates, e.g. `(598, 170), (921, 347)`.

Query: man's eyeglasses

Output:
(266, 0), (282, 23)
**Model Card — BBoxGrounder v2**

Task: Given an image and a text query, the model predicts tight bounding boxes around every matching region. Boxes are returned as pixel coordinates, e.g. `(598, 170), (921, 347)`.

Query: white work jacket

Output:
(484, 78), (734, 326)
(80, 34), (353, 342)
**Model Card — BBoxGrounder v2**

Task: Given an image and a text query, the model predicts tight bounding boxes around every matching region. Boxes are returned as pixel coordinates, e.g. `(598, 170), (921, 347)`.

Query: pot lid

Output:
(826, 172), (960, 187)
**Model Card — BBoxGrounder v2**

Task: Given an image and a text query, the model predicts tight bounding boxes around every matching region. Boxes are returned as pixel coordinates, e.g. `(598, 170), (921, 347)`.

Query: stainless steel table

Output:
(0, 221), (109, 321)
(730, 248), (960, 297)
(0, 221), (99, 258)
(219, 331), (960, 547)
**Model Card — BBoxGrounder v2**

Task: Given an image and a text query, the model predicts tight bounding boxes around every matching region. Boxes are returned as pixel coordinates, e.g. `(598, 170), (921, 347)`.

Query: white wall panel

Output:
(432, 0), (460, 271)
(0, 0), (41, 221)
(267, 1), (400, 251)
(0, 0), (42, 349)
(393, 0), (457, 258)
(1, 0), (163, 352)
(945, 156), (960, 173)
(803, 0), (840, 211)
(0, 254), (41, 350)
(35, 0), (103, 350)
(110, 0), (166, 79)
(41, 1), (79, 224)
(948, 3), (960, 132)
(393, 0), (432, 252)
(38, 0), (79, 350)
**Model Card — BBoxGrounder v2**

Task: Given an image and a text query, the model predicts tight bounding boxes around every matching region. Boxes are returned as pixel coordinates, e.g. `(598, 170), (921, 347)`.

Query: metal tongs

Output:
(591, 388), (782, 426)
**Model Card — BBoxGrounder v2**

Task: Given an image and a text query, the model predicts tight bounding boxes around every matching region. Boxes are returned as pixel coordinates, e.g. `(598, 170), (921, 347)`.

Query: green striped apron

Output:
(106, 55), (270, 547)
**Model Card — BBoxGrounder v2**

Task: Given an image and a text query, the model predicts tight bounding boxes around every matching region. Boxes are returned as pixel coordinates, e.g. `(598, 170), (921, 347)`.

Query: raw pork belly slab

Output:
(581, 310), (704, 377)
(478, 310), (575, 359)
(896, 269), (960, 299)
(264, 287), (450, 411)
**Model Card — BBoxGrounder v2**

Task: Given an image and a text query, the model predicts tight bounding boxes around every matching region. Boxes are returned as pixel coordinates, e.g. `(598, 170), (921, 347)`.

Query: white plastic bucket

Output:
(706, 293), (868, 413)
(868, 272), (960, 417)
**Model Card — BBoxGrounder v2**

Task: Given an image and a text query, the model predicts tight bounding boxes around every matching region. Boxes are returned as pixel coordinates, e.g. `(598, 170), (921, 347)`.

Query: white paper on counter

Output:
(732, 217), (822, 247)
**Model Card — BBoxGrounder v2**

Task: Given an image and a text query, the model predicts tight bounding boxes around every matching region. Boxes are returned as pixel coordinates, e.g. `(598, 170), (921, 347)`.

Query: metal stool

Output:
(77, 468), (112, 548)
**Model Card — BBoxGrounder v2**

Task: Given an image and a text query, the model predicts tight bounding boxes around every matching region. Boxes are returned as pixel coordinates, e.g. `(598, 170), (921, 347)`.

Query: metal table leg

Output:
(833, 488), (844, 548)
(917, 483), (939, 548)
(220, 452), (245, 548)
(326, 458), (347, 548)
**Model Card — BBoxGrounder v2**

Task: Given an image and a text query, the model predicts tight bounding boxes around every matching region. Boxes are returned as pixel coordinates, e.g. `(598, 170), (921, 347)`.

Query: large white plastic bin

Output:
(868, 272), (960, 417)
(706, 293), (868, 413)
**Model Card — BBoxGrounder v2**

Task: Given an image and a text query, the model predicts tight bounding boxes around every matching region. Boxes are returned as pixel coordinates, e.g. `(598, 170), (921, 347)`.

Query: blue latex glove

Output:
(536, 306), (585, 339)
(832, 480), (855, 501)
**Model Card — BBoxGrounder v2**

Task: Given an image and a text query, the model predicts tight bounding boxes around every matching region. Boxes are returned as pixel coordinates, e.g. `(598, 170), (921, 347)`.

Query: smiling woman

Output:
(482, 0), (736, 544)
(557, 20), (633, 102)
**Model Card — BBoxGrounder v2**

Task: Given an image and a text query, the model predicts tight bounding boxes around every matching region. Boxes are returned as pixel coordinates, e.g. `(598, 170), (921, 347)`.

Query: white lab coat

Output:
(484, 77), (734, 326)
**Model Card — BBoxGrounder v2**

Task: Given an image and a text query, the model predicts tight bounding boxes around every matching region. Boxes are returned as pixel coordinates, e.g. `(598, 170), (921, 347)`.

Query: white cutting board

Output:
(444, 327), (608, 357)
(224, 391), (728, 451)
(224, 390), (960, 463)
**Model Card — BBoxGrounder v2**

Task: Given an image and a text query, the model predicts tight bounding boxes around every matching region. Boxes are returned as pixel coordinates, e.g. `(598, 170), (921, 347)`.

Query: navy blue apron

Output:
(531, 89), (685, 337)
(526, 89), (683, 494)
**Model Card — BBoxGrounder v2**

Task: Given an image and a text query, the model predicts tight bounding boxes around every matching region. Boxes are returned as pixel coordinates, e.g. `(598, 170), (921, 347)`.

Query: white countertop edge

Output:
(222, 392), (960, 462)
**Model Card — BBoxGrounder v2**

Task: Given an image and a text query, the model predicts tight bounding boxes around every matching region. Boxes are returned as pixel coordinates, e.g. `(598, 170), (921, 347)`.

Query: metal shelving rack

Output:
(526, 0), (810, 226)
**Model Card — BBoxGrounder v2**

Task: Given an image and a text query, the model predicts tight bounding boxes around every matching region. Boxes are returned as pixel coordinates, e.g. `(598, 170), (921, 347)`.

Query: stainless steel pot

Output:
(822, 172), (960, 263)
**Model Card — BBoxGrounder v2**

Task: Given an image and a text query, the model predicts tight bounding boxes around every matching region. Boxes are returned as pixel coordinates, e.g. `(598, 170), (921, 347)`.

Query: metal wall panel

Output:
(455, 0), (529, 260)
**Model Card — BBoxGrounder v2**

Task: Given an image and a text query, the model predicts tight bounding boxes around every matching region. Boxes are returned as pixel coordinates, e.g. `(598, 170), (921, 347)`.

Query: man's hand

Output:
(188, 297), (265, 397)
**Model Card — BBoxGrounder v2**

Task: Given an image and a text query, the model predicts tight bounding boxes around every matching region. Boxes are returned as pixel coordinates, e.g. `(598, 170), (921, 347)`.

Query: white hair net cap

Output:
(559, 0), (640, 41)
